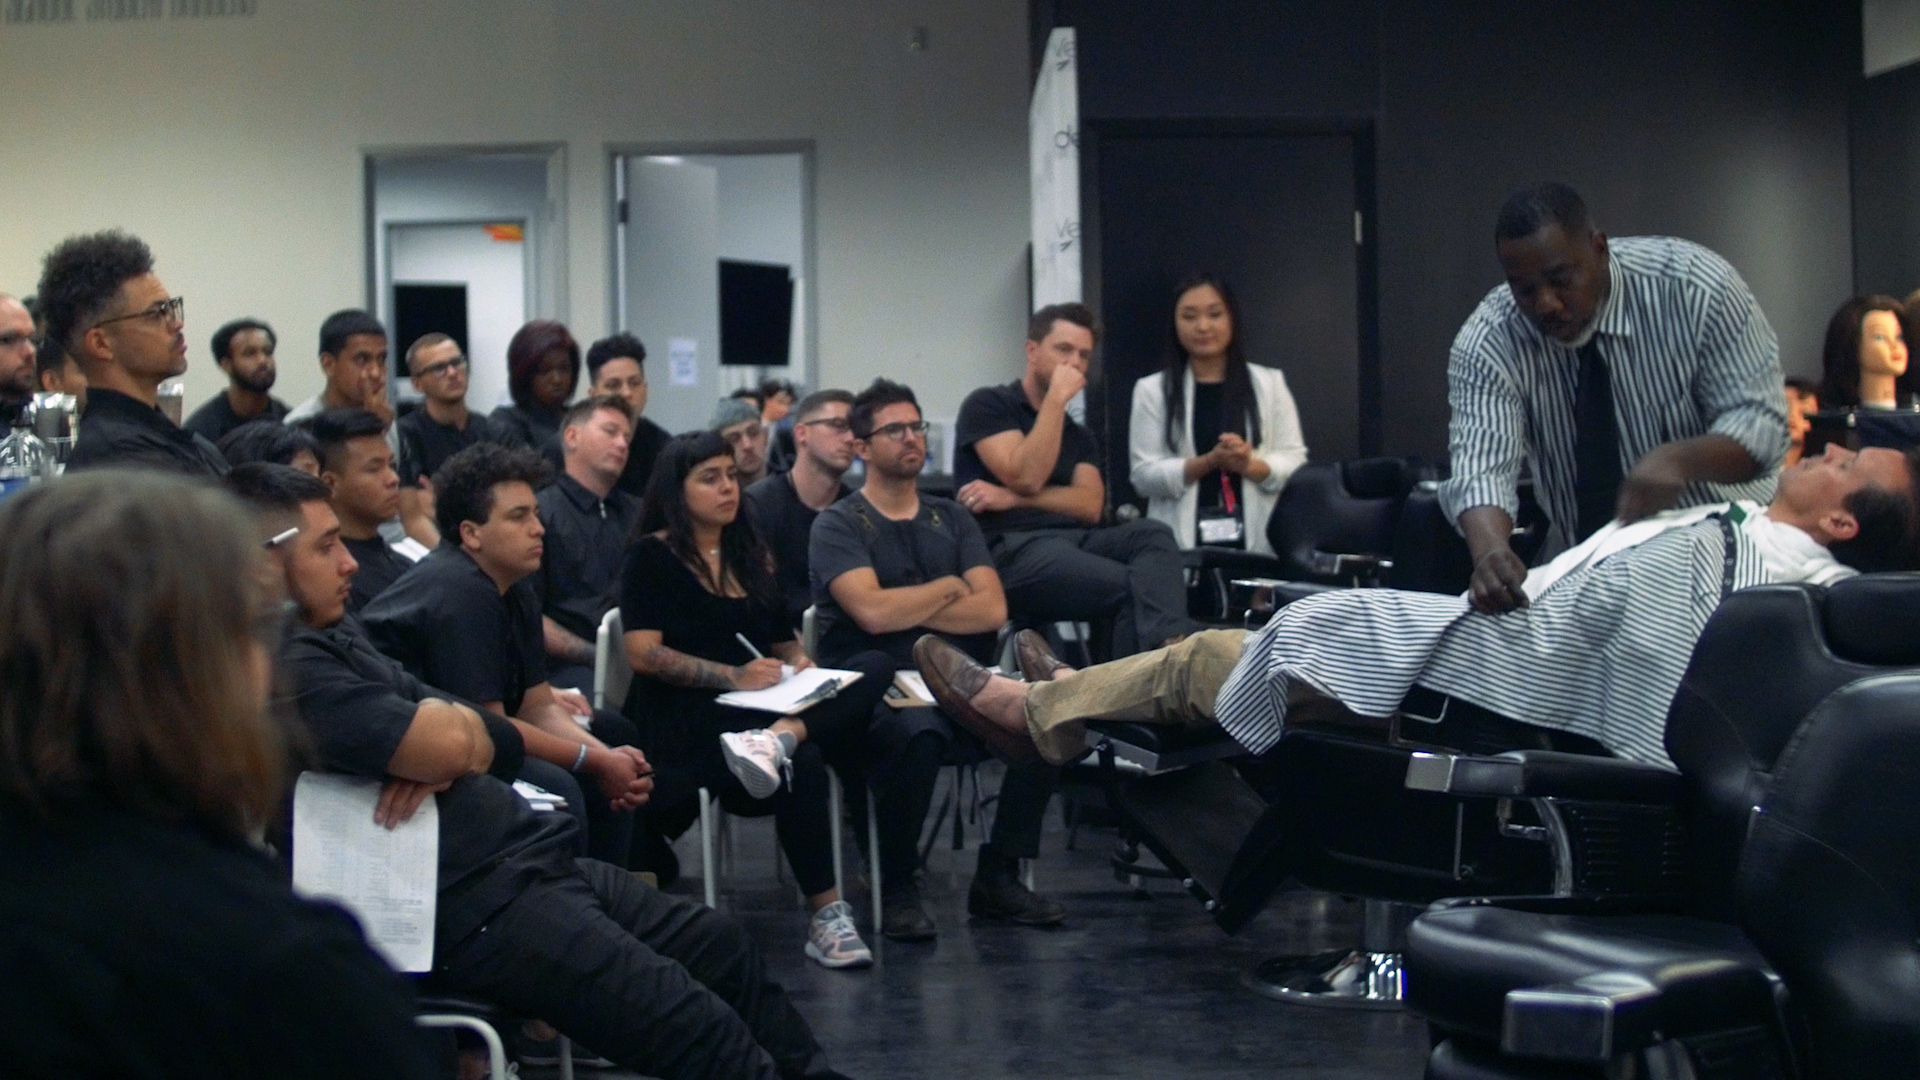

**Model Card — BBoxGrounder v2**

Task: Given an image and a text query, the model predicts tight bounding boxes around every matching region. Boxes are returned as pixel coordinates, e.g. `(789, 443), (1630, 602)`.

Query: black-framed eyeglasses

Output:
(799, 417), (852, 433)
(94, 296), (184, 330)
(867, 420), (931, 442)
(414, 355), (470, 379)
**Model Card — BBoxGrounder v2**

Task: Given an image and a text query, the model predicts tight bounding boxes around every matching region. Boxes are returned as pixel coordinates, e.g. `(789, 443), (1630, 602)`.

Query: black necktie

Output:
(1572, 339), (1623, 541)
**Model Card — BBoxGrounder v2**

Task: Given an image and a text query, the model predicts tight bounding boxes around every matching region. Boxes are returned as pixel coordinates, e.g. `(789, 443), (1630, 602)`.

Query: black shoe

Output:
(968, 851), (1066, 927)
(881, 891), (938, 941)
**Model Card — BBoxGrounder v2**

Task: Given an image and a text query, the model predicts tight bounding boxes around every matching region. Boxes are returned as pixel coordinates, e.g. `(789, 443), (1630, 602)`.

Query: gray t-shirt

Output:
(809, 490), (995, 666)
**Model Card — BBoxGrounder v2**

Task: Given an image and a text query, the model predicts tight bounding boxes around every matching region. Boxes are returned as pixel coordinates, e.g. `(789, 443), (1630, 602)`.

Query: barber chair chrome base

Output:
(1243, 898), (1416, 1010)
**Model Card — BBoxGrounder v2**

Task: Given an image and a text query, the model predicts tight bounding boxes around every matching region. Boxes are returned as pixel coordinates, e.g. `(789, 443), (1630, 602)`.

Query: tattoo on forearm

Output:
(641, 645), (738, 690)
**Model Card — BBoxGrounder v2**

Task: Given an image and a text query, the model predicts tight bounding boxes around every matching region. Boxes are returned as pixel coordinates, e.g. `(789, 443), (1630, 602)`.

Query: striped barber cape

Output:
(1214, 502), (1852, 769)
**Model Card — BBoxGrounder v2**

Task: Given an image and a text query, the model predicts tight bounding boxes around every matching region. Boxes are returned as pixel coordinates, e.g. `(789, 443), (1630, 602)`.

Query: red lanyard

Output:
(1219, 471), (1237, 515)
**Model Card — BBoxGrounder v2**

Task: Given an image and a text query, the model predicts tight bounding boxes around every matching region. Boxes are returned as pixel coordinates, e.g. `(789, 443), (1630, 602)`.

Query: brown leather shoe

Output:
(1014, 629), (1072, 683)
(913, 635), (1044, 765)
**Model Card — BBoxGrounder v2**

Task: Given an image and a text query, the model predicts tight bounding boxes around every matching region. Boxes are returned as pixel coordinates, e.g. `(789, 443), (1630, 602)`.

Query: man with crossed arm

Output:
(955, 303), (1192, 657)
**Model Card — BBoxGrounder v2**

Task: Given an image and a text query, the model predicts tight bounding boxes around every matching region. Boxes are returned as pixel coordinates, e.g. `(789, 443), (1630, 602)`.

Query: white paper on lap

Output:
(291, 772), (438, 972)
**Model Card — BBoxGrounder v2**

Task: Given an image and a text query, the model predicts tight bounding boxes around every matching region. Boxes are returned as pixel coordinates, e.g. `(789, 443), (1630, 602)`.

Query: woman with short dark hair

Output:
(0, 471), (432, 1078)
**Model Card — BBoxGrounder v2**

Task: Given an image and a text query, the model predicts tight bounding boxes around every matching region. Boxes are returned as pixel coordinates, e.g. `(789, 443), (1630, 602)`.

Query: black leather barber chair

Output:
(1392, 574), (1920, 1076)
(1205, 575), (1920, 1014)
(1407, 666), (1920, 1078)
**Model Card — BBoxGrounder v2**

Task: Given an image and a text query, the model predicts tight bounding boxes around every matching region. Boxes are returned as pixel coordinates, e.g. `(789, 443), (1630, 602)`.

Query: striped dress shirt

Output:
(1437, 236), (1787, 553)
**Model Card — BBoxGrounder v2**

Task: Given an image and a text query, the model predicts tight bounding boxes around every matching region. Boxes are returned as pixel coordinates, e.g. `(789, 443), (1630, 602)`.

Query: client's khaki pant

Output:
(1023, 629), (1248, 764)
(1023, 628), (1374, 764)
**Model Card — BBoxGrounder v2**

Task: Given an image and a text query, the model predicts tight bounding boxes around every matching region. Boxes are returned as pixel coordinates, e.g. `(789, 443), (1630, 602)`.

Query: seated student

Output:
(1128, 275), (1308, 554)
(760, 378), (799, 473)
(811, 379), (1066, 939)
(395, 332), (509, 548)
(745, 388), (857, 632)
(956, 302), (1192, 657)
(285, 310), (397, 455)
(537, 395), (638, 689)
(621, 432), (887, 968)
(361, 443), (644, 867)
(711, 397), (774, 487)
(34, 338), (88, 408)
(235, 464), (847, 1080)
(1784, 375), (1820, 467)
(492, 320), (579, 455)
(920, 444), (1920, 771)
(218, 418), (321, 475)
(308, 408), (427, 613)
(185, 318), (289, 443)
(37, 231), (228, 476)
(585, 332), (672, 499)
(0, 470), (433, 1079)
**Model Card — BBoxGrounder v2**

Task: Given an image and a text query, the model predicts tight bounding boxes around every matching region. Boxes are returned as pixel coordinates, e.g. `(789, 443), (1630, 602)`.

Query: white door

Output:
(622, 157), (721, 437)
(388, 222), (528, 413)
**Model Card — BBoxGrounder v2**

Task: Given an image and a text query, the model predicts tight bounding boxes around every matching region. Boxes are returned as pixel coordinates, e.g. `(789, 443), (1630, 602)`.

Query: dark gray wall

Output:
(1046, 0), (1858, 461)
(1852, 59), (1920, 302)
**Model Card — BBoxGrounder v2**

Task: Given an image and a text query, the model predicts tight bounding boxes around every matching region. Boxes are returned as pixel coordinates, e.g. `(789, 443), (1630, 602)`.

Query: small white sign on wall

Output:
(669, 337), (699, 387)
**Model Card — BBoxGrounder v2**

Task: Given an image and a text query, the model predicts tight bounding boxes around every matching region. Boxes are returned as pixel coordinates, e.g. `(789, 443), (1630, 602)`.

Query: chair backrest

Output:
(1266, 457), (1415, 583)
(1664, 575), (1920, 918)
(592, 607), (631, 710)
(801, 605), (819, 657)
(1737, 671), (1920, 1073)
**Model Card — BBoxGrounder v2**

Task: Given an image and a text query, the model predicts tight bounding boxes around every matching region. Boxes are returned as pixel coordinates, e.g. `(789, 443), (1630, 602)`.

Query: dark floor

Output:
(558, 764), (1431, 1080)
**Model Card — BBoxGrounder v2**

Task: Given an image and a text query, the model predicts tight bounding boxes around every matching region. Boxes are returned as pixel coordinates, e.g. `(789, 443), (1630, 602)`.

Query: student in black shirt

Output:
(745, 388), (857, 632)
(395, 332), (510, 547)
(184, 317), (289, 443)
(492, 320), (579, 455)
(538, 395), (641, 689)
(954, 302), (1191, 656)
(585, 332), (673, 498)
(308, 408), (425, 613)
(0, 470), (432, 1079)
(363, 443), (645, 867)
(228, 464), (842, 1080)
(219, 418), (322, 475)
(622, 432), (888, 968)
(812, 380), (1065, 939)
(36, 231), (228, 476)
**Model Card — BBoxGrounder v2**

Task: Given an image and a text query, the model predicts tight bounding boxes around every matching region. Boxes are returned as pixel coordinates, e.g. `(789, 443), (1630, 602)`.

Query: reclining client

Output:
(919, 443), (1920, 771)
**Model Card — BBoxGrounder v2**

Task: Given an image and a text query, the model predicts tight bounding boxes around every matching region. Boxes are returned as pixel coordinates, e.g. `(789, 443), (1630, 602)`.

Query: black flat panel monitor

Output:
(719, 259), (793, 367)
(392, 283), (470, 373)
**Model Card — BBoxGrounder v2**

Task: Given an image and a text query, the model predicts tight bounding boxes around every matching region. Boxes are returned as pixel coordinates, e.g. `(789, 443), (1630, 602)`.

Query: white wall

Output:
(0, 0), (1030, 421)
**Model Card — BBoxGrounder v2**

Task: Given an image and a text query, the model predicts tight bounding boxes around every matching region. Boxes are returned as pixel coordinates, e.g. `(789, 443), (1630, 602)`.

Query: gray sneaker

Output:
(804, 900), (874, 968)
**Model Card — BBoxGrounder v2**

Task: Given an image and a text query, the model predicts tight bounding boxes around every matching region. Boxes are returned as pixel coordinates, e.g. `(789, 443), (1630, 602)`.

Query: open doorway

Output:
(611, 145), (813, 436)
(367, 148), (567, 411)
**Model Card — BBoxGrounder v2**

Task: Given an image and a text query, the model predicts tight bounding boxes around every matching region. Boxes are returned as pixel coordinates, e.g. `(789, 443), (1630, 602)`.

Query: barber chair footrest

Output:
(1244, 949), (1406, 1011)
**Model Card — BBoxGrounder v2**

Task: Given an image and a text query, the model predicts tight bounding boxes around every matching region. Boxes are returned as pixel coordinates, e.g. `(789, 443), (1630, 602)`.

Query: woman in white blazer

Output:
(1129, 275), (1308, 555)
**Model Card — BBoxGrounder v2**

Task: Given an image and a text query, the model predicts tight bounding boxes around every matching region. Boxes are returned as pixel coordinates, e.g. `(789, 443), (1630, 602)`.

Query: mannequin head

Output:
(1819, 295), (1910, 408)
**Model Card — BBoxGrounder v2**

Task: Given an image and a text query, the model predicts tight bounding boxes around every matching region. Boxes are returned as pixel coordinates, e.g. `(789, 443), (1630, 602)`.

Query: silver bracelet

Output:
(571, 743), (590, 772)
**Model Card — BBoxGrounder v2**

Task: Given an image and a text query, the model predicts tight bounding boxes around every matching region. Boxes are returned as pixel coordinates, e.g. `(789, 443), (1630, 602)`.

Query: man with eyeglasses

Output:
(955, 303), (1192, 658)
(809, 378), (1065, 939)
(394, 332), (509, 548)
(35, 232), (227, 476)
(710, 397), (773, 487)
(184, 318), (288, 443)
(0, 294), (36, 425)
(744, 388), (857, 632)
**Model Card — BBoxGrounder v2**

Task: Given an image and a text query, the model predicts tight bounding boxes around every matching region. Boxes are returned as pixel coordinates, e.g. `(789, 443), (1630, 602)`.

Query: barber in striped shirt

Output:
(1437, 183), (1787, 614)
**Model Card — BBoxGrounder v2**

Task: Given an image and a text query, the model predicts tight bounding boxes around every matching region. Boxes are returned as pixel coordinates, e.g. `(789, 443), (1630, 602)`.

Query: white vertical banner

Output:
(1030, 27), (1080, 309)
